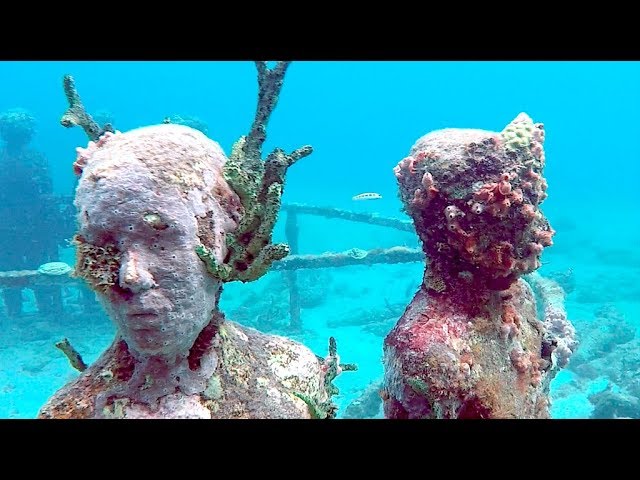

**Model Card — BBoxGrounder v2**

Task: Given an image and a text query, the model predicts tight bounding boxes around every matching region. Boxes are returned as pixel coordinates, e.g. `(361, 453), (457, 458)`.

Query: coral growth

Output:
(383, 113), (575, 418)
(60, 74), (114, 142)
(39, 64), (353, 419)
(196, 62), (313, 283)
(40, 123), (337, 419)
(394, 113), (553, 291)
(293, 337), (357, 419)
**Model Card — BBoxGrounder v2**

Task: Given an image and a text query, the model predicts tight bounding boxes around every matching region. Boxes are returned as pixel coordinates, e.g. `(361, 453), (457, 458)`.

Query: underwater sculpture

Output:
(0, 108), (72, 317)
(38, 63), (353, 419)
(383, 113), (577, 418)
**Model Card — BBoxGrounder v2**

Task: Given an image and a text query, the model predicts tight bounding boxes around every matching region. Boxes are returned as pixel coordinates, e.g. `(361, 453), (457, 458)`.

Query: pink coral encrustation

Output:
(382, 113), (575, 418)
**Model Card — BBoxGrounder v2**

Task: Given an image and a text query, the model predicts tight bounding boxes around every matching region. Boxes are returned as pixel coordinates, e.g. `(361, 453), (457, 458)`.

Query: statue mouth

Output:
(126, 312), (159, 329)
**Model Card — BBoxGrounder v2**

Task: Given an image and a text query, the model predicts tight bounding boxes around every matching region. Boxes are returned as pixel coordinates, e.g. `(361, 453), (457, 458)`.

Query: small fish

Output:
(352, 192), (382, 201)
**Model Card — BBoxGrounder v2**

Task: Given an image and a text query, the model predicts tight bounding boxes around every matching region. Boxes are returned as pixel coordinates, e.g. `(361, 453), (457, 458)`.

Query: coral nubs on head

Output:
(393, 113), (553, 290)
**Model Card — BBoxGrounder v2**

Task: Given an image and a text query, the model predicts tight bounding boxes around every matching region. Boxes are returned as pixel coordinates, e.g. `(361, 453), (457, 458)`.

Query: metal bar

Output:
(0, 247), (425, 288)
(281, 203), (414, 232)
(284, 210), (302, 330)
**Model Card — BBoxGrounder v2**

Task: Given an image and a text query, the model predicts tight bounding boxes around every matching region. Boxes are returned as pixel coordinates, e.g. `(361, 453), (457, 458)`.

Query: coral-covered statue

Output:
(383, 113), (577, 418)
(38, 125), (337, 418)
(39, 63), (351, 419)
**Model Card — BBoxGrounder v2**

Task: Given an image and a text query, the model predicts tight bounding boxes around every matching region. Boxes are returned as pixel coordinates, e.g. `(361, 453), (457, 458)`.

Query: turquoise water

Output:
(0, 61), (638, 418)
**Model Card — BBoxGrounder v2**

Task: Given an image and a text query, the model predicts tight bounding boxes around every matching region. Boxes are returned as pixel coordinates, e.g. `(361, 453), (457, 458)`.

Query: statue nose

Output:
(119, 251), (157, 293)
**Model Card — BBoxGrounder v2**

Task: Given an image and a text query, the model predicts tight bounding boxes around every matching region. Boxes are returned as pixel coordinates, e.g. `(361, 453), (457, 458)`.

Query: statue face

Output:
(76, 173), (221, 358)
(72, 125), (240, 358)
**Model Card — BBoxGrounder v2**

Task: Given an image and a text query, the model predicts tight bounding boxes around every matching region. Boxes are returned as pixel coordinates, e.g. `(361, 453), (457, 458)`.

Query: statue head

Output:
(73, 124), (242, 358)
(394, 113), (554, 290)
(0, 108), (36, 150)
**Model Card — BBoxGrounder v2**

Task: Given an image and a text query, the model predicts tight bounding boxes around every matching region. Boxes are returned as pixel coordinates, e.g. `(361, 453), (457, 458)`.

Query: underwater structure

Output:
(0, 108), (71, 317)
(383, 113), (578, 418)
(38, 63), (353, 419)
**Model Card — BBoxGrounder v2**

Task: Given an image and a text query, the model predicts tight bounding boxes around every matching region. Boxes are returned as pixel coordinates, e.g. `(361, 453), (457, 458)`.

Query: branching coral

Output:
(60, 74), (114, 142)
(197, 61), (313, 283)
(61, 65), (311, 284)
(294, 337), (357, 419)
(55, 338), (88, 372)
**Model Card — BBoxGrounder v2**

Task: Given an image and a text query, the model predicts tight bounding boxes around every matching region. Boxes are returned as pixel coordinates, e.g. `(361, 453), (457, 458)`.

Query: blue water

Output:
(0, 61), (638, 418)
